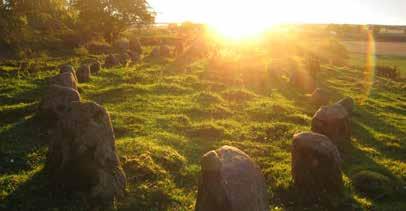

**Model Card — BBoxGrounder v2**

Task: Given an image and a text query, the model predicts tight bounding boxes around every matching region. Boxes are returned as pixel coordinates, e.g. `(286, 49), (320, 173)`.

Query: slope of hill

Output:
(0, 52), (405, 210)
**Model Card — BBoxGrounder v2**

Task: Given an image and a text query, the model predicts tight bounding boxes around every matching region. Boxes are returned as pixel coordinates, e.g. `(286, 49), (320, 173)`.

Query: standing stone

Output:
(160, 45), (171, 57)
(60, 64), (78, 81)
(46, 102), (126, 208)
(129, 38), (143, 55)
(174, 41), (184, 56)
(90, 61), (101, 75)
(290, 71), (316, 93)
(311, 104), (351, 144)
(118, 53), (131, 66)
(336, 97), (354, 115)
(38, 84), (80, 125)
(77, 64), (91, 83)
(49, 72), (78, 91)
(311, 88), (329, 106)
(195, 146), (268, 211)
(151, 47), (160, 58)
(291, 132), (343, 196)
(128, 51), (140, 63)
(105, 54), (119, 68)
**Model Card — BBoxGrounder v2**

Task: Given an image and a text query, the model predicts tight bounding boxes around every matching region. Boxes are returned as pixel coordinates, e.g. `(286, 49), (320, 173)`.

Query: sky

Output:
(148, 0), (406, 25)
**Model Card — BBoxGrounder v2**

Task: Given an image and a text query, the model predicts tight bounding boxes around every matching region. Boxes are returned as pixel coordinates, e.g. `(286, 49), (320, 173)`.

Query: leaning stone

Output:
(46, 101), (126, 208)
(49, 72), (78, 91)
(311, 104), (351, 144)
(195, 146), (269, 211)
(311, 88), (330, 106)
(38, 84), (80, 124)
(77, 64), (91, 83)
(336, 97), (354, 115)
(292, 132), (343, 197)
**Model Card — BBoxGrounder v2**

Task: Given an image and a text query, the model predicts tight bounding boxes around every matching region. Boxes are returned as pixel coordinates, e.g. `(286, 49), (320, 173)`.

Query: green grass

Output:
(349, 53), (406, 77)
(0, 51), (405, 210)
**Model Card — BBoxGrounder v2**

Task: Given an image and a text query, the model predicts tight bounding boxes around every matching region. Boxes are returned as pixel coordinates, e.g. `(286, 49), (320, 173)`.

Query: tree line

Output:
(0, 0), (155, 57)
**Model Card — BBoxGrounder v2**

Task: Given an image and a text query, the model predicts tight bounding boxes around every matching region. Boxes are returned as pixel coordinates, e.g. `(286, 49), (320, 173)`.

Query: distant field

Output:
(344, 41), (406, 77)
(343, 41), (406, 56)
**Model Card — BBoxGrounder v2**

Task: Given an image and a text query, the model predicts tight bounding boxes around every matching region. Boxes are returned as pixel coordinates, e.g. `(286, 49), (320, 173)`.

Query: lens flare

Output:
(361, 28), (376, 103)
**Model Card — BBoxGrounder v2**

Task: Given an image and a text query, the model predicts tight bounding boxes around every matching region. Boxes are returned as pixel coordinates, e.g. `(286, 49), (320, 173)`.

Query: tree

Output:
(73, 0), (155, 42)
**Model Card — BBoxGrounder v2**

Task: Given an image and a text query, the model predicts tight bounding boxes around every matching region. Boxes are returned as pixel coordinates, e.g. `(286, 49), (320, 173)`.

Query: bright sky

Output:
(149, 0), (406, 25)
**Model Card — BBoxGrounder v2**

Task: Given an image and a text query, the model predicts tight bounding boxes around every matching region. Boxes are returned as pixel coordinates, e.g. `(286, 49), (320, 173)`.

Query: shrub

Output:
(73, 47), (88, 56)
(86, 40), (111, 54)
(376, 65), (400, 79)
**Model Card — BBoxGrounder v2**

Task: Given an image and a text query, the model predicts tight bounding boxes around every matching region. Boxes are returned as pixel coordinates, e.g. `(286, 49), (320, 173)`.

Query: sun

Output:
(204, 1), (278, 41)
(209, 20), (269, 40)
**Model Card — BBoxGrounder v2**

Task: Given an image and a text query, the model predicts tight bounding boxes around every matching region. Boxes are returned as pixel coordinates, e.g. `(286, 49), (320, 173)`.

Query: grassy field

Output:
(0, 46), (405, 210)
(343, 40), (406, 77)
(342, 41), (406, 57)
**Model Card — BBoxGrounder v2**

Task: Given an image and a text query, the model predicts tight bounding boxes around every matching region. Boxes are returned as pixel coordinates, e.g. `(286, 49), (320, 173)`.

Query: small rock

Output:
(195, 146), (269, 211)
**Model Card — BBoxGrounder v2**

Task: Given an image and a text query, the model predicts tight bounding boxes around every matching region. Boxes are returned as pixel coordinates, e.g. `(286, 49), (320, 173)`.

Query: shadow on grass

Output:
(0, 78), (46, 105)
(352, 108), (405, 161)
(0, 114), (48, 175)
(2, 168), (87, 211)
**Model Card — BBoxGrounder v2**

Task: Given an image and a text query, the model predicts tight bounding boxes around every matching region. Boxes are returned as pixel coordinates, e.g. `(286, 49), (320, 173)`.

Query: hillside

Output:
(0, 48), (405, 210)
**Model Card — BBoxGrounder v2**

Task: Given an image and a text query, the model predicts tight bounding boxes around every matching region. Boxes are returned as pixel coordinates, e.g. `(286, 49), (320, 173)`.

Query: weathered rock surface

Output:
(336, 97), (354, 115)
(49, 72), (78, 91)
(290, 71), (316, 92)
(311, 104), (351, 144)
(151, 47), (160, 58)
(39, 84), (80, 124)
(129, 38), (142, 55)
(46, 102), (126, 207)
(90, 61), (101, 75)
(105, 54), (119, 68)
(59, 64), (77, 81)
(292, 132), (343, 196)
(160, 45), (171, 57)
(77, 64), (91, 83)
(128, 51), (140, 63)
(195, 146), (269, 211)
(311, 88), (329, 106)
(118, 53), (130, 66)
